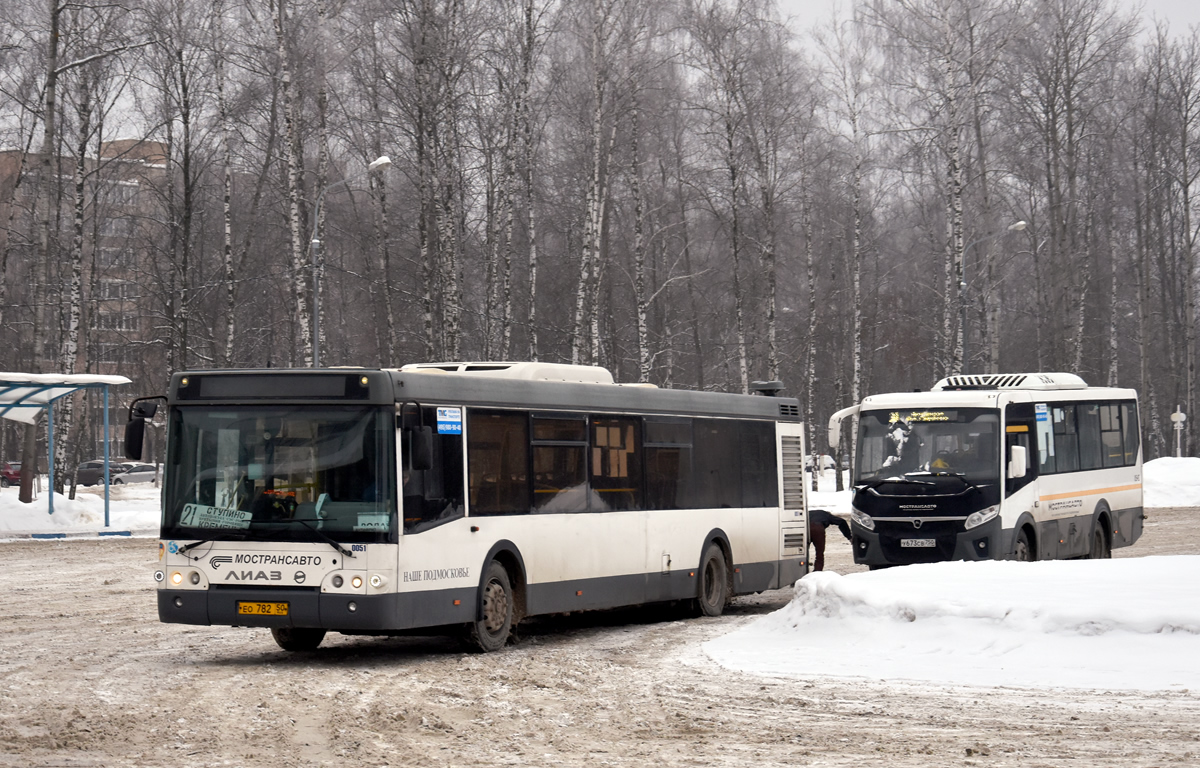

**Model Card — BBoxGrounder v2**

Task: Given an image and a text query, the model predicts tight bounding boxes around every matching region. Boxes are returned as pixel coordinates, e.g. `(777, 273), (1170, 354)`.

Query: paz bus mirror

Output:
(1008, 445), (1027, 479)
(407, 426), (434, 471)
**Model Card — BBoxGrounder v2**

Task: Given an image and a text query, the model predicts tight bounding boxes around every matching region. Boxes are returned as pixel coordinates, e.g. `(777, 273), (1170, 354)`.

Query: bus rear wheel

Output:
(271, 627), (326, 651)
(695, 543), (729, 618)
(1088, 526), (1111, 559)
(470, 561), (513, 652)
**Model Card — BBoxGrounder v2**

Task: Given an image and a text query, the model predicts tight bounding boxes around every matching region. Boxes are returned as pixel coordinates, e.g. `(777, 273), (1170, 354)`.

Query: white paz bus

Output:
(828, 373), (1142, 568)
(127, 363), (809, 651)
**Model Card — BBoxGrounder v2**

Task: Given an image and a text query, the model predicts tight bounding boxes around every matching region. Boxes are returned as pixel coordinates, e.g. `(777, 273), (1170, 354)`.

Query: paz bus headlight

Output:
(850, 506), (875, 531)
(964, 505), (1000, 530)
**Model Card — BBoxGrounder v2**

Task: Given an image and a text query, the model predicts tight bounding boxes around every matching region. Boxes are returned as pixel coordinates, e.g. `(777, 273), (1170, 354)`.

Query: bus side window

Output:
(1121, 402), (1140, 465)
(467, 410), (530, 515)
(1099, 403), (1124, 468)
(1053, 406), (1080, 473)
(403, 407), (464, 533)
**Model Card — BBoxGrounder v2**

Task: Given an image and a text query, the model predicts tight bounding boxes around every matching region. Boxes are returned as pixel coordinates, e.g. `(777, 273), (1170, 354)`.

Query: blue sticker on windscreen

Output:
(436, 407), (463, 435)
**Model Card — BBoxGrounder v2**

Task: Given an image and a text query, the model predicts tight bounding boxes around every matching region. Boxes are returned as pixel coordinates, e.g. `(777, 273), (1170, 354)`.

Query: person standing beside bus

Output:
(809, 509), (851, 572)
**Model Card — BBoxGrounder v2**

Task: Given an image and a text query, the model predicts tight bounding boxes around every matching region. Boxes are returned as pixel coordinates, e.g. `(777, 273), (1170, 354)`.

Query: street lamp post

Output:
(310, 155), (392, 368)
(960, 220), (1026, 374)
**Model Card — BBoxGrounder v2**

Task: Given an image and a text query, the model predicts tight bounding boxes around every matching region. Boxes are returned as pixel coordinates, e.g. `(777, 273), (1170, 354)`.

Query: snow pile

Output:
(0, 483), (160, 535)
(705, 556), (1200, 691)
(1143, 457), (1200, 508)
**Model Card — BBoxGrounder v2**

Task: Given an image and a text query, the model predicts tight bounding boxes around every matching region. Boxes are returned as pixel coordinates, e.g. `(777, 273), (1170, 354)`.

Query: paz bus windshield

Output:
(856, 408), (1000, 484)
(162, 405), (395, 543)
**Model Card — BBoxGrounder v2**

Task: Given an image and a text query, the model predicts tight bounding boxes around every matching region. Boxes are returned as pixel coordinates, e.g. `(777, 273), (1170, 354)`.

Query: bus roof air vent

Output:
(931, 372), (1089, 391)
(399, 362), (615, 385)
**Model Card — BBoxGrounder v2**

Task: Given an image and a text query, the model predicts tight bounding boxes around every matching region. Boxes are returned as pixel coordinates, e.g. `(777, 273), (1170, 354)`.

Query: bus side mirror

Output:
(124, 398), (162, 461)
(406, 426), (434, 471)
(124, 419), (145, 460)
(1008, 445), (1027, 479)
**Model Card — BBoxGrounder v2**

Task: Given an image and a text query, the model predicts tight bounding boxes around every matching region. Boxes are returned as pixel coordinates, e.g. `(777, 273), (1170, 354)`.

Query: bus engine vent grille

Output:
(783, 532), (806, 550)
(780, 435), (806, 512)
(939, 374), (1027, 390)
(778, 403), (800, 418)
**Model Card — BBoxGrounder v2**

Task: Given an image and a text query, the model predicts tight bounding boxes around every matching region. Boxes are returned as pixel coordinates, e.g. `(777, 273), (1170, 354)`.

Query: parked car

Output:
(76, 460), (138, 486)
(0, 461), (20, 487)
(110, 463), (158, 485)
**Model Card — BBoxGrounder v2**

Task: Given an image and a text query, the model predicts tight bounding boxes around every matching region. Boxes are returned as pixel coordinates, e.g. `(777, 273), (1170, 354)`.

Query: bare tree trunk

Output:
(273, 0), (311, 366)
(802, 188), (818, 493)
(631, 103), (651, 382)
(22, 0), (64, 503)
(215, 2), (236, 367)
(522, 0), (540, 362)
(314, 0), (331, 364)
(725, 109), (748, 394)
(54, 81), (92, 491)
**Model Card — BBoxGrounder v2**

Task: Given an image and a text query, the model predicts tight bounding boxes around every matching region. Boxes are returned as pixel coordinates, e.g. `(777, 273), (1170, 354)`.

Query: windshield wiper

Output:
(289, 517), (356, 560)
(865, 475), (936, 489)
(920, 471), (981, 492)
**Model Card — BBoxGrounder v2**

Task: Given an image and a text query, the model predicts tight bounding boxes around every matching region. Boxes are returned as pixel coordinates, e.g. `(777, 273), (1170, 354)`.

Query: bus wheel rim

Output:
(482, 579), (508, 634)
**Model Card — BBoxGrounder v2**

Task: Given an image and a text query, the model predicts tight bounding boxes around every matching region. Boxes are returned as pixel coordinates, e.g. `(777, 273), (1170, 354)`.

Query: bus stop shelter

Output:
(0, 372), (132, 525)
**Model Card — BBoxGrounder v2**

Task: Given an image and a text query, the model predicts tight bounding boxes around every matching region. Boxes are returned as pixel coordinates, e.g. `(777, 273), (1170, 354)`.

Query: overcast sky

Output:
(779, 0), (1200, 35)
(1133, 0), (1200, 30)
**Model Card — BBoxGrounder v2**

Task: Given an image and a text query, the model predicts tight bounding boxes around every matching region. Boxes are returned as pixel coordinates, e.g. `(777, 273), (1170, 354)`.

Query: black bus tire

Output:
(1088, 525), (1111, 559)
(695, 543), (728, 618)
(271, 627), (326, 651)
(470, 560), (514, 652)
(1014, 528), (1034, 562)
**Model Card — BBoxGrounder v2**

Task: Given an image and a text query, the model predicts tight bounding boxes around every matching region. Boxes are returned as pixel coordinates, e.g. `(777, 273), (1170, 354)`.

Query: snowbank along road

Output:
(1, 507), (1198, 767)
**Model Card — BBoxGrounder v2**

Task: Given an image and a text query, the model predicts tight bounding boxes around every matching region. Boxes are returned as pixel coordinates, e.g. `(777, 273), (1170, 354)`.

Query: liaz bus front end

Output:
(140, 371), (398, 651)
(842, 400), (1005, 568)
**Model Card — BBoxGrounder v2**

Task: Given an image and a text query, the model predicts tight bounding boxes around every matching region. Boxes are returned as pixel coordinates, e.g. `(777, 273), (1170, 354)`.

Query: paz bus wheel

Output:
(1088, 526), (1111, 559)
(1013, 528), (1034, 562)
(270, 627), (326, 651)
(695, 543), (728, 618)
(470, 560), (513, 652)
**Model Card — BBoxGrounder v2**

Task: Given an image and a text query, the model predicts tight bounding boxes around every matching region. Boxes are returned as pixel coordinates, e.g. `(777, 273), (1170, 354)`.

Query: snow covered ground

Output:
(4, 456), (1199, 695)
(0, 481), (160, 536)
(704, 556), (1200, 692)
(705, 456), (1200, 692)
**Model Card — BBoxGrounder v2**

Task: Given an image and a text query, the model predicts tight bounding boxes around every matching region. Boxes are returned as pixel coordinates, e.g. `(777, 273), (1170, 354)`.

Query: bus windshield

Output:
(857, 408), (1000, 484)
(162, 405), (395, 543)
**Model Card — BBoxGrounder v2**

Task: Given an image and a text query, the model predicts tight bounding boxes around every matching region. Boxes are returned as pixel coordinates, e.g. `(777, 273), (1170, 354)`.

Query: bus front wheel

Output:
(695, 543), (729, 618)
(470, 560), (514, 652)
(270, 627), (326, 651)
(1013, 528), (1035, 562)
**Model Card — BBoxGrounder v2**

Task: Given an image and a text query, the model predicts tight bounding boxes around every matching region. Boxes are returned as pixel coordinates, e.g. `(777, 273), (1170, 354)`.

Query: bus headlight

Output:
(369, 573), (387, 588)
(850, 507), (875, 531)
(170, 571), (183, 586)
(351, 576), (363, 589)
(964, 505), (1000, 530)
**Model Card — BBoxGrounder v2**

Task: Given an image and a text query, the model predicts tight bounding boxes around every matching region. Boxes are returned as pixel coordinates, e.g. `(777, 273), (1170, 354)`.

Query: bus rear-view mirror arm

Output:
(828, 405), (860, 451)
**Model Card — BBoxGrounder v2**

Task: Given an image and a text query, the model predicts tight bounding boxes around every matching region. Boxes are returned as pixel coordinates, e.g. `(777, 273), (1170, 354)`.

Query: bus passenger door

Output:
(1003, 402), (1039, 557)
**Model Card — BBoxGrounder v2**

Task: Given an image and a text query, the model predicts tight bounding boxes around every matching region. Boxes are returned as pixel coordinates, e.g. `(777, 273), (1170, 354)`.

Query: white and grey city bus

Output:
(828, 373), (1142, 568)
(128, 363), (808, 651)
